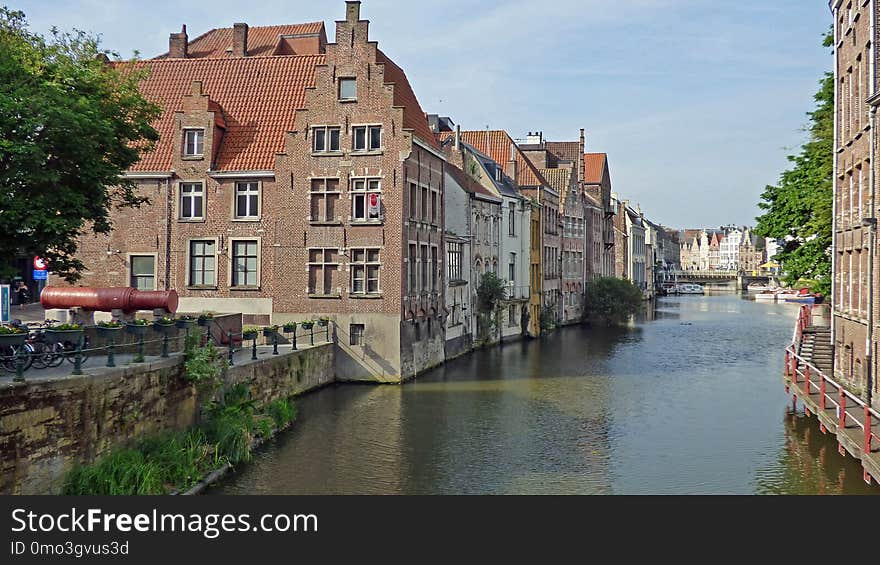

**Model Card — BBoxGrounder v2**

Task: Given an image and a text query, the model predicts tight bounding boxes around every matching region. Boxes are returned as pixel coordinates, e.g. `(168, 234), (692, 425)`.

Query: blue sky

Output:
(20, 0), (830, 228)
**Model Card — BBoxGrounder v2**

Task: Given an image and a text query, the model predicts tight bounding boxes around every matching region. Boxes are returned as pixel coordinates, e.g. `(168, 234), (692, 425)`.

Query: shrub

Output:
(476, 272), (507, 314)
(183, 333), (224, 392)
(584, 277), (644, 326)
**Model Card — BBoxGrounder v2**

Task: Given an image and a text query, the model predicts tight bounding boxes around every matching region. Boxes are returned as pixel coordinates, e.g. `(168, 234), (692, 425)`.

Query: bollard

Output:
(161, 333), (170, 358)
(106, 337), (116, 368)
(72, 341), (83, 376)
(228, 331), (234, 366)
(272, 332), (279, 355)
(310, 327), (314, 346)
(14, 346), (25, 382)
(251, 336), (258, 361)
(292, 328), (297, 351)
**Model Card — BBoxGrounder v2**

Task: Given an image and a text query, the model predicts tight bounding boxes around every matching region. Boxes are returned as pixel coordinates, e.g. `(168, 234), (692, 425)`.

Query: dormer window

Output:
(339, 78), (356, 101)
(183, 129), (204, 157)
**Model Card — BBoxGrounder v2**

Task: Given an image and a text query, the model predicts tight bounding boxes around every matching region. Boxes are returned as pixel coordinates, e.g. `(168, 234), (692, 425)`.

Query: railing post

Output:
(326, 323), (330, 343)
(839, 389), (847, 429)
(227, 331), (234, 366)
(804, 365), (810, 395)
(272, 332), (279, 355)
(14, 346), (25, 382)
(106, 337), (116, 368)
(792, 356), (799, 384)
(784, 351), (790, 377)
(161, 332), (170, 358)
(310, 327), (314, 346)
(72, 341), (83, 376)
(820, 377), (827, 410)
(864, 406), (872, 454)
(292, 328), (297, 351)
(251, 336), (257, 361)
(135, 334), (145, 363)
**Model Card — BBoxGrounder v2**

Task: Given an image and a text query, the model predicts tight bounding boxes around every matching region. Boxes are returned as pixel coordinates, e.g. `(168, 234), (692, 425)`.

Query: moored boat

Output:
(676, 283), (704, 295)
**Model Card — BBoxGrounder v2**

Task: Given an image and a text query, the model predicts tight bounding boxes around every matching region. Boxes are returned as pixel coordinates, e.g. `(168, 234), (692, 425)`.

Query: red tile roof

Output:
(125, 55), (324, 171)
(584, 153), (607, 184)
(375, 50), (438, 150)
(155, 23), (326, 59)
(438, 130), (548, 188)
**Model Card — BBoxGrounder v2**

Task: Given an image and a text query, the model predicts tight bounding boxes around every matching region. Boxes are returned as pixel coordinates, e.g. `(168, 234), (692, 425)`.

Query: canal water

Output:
(213, 294), (878, 495)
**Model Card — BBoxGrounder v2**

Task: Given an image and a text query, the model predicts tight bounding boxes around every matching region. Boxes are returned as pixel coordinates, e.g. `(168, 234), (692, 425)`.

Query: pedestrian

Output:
(16, 281), (30, 306)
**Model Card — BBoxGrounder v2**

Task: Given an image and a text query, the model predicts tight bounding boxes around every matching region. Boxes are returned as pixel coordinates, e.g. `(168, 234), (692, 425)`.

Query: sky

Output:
(18, 0), (831, 229)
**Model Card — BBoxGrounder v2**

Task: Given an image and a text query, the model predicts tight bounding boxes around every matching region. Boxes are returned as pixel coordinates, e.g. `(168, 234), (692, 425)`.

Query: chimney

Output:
(578, 128), (585, 184)
(346, 1), (361, 23)
(233, 23), (248, 57)
(525, 131), (543, 145)
(454, 125), (461, 151)
(169, 25), (188, 58)
(505, 142), (518, 185)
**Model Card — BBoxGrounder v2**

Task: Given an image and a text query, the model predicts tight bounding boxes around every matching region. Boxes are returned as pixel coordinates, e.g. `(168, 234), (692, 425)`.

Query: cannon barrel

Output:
(40, 287), (178, 313)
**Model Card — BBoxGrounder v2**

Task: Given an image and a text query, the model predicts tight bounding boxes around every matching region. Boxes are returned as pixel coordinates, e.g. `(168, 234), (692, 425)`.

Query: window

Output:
(351, 178), (382, 222)
(312, 126), (341, 153)
(231, 240), (259, 287)
(509, 252), (516, 282)
(448, 242), (462, 281)
(183, 129), (204, 156)
(234, 181), (260, 219)
(509, 207), (515, 236)
(409, 244), (417, 293)
(339, 78), (356, 101)
(130, 256), (155, 290)
(189, 240), (216, 287)
(350, 323), (365, 346)
(421, 245), (429, 291)
(310, 178), (340, 222)
(431, 192), (438, 224)
(409, 183), (418, 219)
(421, 186), (428, 220)
(353, 125), (381, 151)
(179, 182), (204, 220)
(509, 305), (517, 327)
(431, 246), (438, 292)
(350, 248), (380, 294)
(308, 248), (339, 295)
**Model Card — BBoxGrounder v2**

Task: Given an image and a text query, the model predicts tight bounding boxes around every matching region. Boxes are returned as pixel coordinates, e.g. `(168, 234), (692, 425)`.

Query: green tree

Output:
(0, 7), (159, 281)
(754, 30), (833, 295)
(584, 277), (643, 326)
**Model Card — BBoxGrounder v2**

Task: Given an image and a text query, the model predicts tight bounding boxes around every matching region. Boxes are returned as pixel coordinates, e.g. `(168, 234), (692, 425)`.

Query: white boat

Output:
(754, 292), (778, 301)
(747, 283), (774, 293)
(676, 283), (704, 295)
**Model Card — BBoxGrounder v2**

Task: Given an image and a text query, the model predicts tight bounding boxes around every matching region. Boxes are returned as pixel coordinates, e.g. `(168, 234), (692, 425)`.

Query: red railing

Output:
(784, 305), (880, 464)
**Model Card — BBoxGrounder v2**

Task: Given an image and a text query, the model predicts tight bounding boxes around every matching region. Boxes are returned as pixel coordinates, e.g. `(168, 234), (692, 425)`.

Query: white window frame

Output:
(309, 177), (341, 223)
(349, 247), (381, 295)
(307, 248), (340, 295)
(312, 126), (341, 153)
(187, 238), (219, 288)
(178, 181), (205, 221)
(352, 124), (382, 152)
(183, 129), (205, 157)
(339, 77), (357, 101)
(233, 180), (261, 221)
(128, 253), (158, 291)
(229, 238), (261, 289)
(350, 177), (383, 223)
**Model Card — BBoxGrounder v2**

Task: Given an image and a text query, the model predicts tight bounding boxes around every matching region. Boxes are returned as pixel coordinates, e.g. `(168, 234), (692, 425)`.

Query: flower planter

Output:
(197, 317), (213, 327)
(282, 325), (297, 334)
(317, 319), (329, 327)
(153, 323), (177, 335)
(300, 324), (314, 331)
(263, 328), (276, 337)
(242, 332), (258, 341)
(176, 319), (198, 329)
(0, 333), (28, 347)
(96, 326), (123, 339)
(126, 323), (150, 336)
(44, 329), (83, 345)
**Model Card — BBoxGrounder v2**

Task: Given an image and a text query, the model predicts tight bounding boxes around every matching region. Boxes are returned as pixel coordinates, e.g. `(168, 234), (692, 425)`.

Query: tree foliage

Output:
(476, 272), (507, 314)
(0, 7), (159, 281)
(584, 277), (643, 326)
(754, 30), (833, 295)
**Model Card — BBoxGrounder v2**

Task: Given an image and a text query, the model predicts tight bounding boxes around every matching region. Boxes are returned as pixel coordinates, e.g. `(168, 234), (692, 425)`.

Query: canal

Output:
(213, 294), (878, 495)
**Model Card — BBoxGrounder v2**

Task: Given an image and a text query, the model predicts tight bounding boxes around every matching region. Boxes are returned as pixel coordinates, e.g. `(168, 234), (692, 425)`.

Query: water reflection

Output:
(213, 295), (879, 495)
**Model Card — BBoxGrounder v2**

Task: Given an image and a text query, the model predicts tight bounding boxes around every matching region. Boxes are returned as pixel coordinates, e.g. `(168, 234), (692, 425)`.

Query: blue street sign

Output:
(1, 285), (9, 323)
(33, 269), (48, 280)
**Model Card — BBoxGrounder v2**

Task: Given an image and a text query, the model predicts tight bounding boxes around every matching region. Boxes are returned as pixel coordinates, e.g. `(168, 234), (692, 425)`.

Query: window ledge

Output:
(181, 155), (205, 161)
(350, 149), (384, 157)
(339, 99), (357, 104)
(232, 217), (261, 223)
(231, 286), (261, 292)
(308, 293), (342, 299)
(310, 220), (343, 226)
(449, 280), (468, 287)
(178, 218), (206, 223)
(311, 151), (345, 158)
(349, 293), (383, 299)
(350, 220), (384, 226)
(187, 286), (218, 291)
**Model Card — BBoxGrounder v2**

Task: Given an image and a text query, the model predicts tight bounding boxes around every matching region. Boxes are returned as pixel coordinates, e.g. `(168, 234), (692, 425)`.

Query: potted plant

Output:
(175, 315), (198, 329)
(317, 317), (330, 327)
(96, 320), (123, 338)
(262, 325), (278, 337)
(242, 326), (260, 340)
(300, 319), (314, 330)
(282, 322), (297, 334)
(44, 323), (84, 344)
(126, 318), (150, 336)
(0, 324), (28, 347)
(153, 316), (177, 334)
(197, 312), (214, 327)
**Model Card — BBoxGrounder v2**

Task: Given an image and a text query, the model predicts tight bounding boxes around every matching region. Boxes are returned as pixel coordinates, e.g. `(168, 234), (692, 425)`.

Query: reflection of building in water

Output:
(755, 412), (877, 495)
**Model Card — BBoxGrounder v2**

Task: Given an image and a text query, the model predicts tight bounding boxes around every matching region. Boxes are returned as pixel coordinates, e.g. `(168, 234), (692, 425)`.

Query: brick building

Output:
(53, 2), (446, 382)
(584, 153), (615, 278)
(830, 0), (877, 406)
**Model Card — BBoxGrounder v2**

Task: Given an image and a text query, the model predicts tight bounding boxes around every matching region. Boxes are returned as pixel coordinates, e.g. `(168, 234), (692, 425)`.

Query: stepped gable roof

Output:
(439, 130), (549, 188)
(123, 54), (324, 171)
(546, 141), (579, 163)
(375, 49), (439, 150)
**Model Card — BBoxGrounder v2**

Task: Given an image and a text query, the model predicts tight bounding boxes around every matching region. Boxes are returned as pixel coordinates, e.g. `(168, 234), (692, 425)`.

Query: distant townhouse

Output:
(708, 232), (723, 271)
(53, 2), (446, 382)
(612, 195), (629, 279)
(738, 228), (765, 275)
(625, 205), (647, 292)
(584, 153), (615, 278)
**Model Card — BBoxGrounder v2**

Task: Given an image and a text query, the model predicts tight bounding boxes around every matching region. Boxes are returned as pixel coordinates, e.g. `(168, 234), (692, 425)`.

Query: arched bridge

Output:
(661, 270), (775, 290)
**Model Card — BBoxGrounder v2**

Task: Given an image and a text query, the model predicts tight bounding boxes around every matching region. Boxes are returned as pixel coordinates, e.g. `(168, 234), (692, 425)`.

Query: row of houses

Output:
(52, 2), (665, 382)
(679, 226), (777, 273)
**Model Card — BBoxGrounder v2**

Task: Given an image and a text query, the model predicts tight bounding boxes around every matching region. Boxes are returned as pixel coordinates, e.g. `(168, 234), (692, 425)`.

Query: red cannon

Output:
(40, 287), (179, 313)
